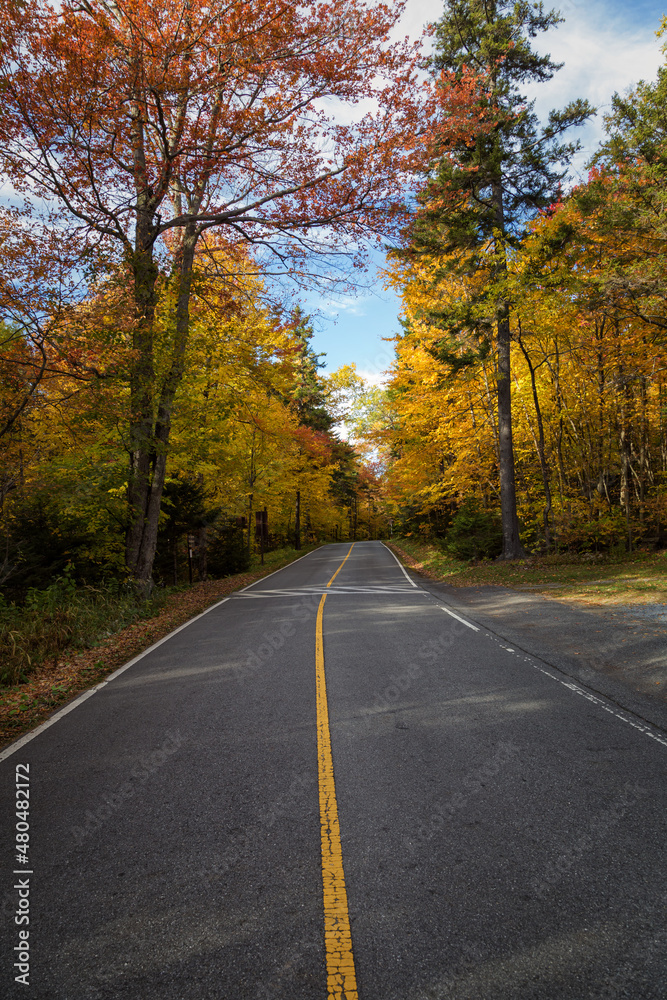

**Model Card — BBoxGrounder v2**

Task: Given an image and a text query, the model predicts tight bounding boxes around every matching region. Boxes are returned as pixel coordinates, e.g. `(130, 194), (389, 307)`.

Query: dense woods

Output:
(1, 0), (667, 681)
(0, 0), (427, 602)
(372, 5), (667, 559)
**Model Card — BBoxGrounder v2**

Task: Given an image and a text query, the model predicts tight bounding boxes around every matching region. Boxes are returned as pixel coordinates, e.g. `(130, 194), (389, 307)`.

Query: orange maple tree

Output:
(0, 218), (120, 439)
(0, 0), (481, 586)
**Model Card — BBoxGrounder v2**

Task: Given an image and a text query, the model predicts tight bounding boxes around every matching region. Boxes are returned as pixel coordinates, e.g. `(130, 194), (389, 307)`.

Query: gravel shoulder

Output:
(389, 546), (667, 734)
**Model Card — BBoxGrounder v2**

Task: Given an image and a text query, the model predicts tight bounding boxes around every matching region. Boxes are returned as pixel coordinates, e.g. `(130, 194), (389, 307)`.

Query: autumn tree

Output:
(0, 215), (117, 442)
(0, 0), (435, 589)
(577, 27), (667, 339)
(380, 182), (667, 555)
(405, 0), (594, 557)
(0, 261), (369, 592)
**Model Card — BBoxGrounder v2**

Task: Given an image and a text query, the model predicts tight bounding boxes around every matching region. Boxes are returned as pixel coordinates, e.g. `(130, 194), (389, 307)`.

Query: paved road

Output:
(1, 541), (666, 998)
(413, 577), (667, 731)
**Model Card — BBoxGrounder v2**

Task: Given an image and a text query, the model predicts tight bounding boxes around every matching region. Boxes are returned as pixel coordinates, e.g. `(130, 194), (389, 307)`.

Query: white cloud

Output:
(393, 0), (441, 43)
(525, 0), (664, 177)
(355, 368), (388, 387)
(398, 0), (665, 176)
(310, 3), (666, 373)
(319, 294), (369, 317)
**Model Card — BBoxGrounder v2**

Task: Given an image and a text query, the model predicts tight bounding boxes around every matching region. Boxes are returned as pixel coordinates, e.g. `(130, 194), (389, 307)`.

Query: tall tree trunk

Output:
(660, 380), (667, 474)
(295, 490), (301, 550)
(517, 332), (552, 550)
(497, 310), (524, 558)
(130, 227), (198, 588)
(492, 182), (524, 559)
(546, 341), (568, 540)
(619, 374), (633, 552)
(125, 215), (159, 580)
(639, 374), (649, 527)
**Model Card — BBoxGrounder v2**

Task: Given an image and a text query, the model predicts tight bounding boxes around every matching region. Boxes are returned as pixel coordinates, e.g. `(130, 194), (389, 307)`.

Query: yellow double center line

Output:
(316, 543), (358, 999)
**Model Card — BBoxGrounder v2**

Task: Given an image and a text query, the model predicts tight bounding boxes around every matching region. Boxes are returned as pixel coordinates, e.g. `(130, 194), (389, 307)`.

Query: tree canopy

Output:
(2, 0), (667, 611)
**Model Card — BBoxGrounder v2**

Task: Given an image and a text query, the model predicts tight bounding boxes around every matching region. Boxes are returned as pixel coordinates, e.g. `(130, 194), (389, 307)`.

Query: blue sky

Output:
(305, 0), (667, 381)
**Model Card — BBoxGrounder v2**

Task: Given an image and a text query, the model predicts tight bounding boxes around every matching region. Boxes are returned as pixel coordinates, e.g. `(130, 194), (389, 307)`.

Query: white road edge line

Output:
(0, 548), (327, 764)
(381, 542), (482, 628)
(382, 541), (418, 588)
(383, 544), (667, 752)
(0, 595), (237, 764)
(488, 632), (667, 752)
(439, 606), (480, 631)
(384, 540), (667, 752)
(383, 541), (667, 753)
(559, 680), (667, 749)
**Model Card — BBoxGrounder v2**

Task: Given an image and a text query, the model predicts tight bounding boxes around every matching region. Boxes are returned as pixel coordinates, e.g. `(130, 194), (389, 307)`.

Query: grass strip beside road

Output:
(0, 546), (317, 751)
(387, 538), (667, 607)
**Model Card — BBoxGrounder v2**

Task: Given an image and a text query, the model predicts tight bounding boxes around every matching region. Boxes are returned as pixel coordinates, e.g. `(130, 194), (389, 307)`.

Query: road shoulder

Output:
(386, 542), (667, 733)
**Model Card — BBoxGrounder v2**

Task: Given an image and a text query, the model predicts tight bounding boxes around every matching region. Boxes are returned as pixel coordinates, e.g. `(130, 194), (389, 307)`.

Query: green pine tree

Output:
(411, 0), (594, 558)
(287, 308), (334, 432)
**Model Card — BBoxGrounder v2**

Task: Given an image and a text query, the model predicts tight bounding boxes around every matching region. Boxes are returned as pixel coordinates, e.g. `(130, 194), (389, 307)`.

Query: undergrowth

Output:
(0, 544), (318, 688)
(0, 567), (166, 686)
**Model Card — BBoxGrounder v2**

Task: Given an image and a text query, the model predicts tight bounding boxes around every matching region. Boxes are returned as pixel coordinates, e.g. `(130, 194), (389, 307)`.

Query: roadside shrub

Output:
(154, 474), (220, 584)
(2, 475), (126, 598)
(0, 571), (165, 686)
(207, 519), (250, 577)
(443, 499), (503, 561)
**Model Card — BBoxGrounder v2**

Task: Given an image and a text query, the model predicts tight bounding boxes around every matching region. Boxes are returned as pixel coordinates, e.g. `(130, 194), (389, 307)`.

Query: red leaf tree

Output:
(0, 0), (475, 586)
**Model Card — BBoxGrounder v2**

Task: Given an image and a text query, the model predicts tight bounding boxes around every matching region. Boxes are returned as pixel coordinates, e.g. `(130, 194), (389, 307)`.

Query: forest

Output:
(1, 0), (666, 683)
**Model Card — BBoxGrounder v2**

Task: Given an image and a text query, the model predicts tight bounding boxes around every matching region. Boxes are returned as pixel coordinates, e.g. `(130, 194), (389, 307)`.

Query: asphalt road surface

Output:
(1, 540), (666, 998)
